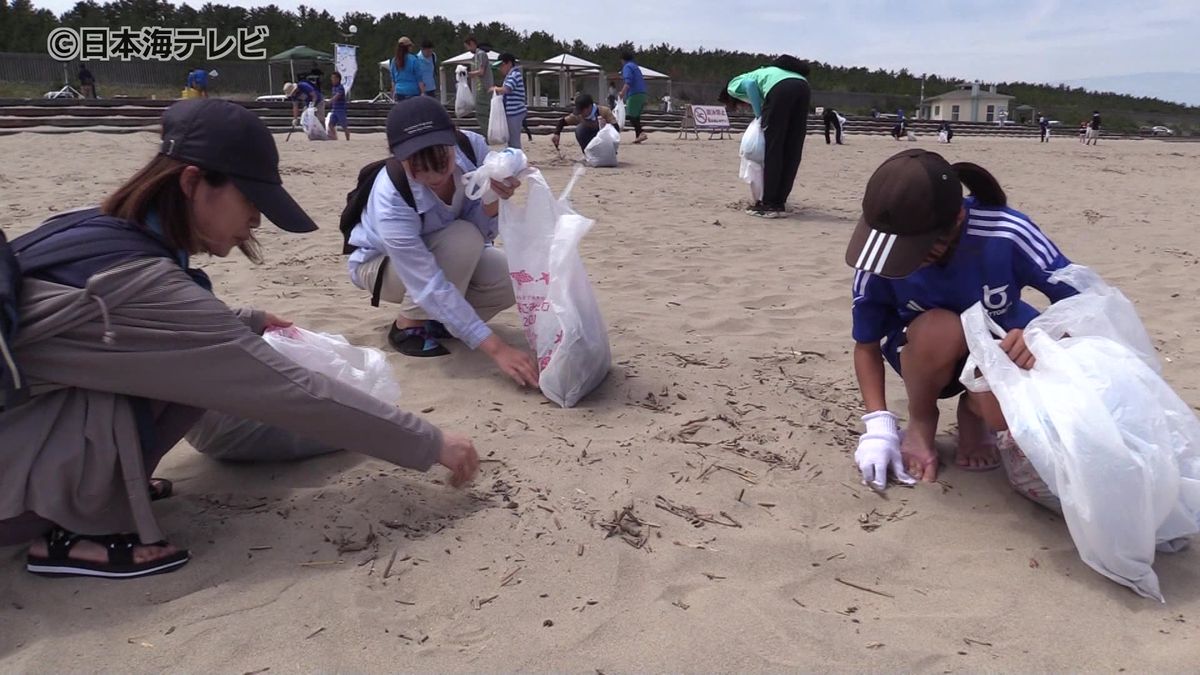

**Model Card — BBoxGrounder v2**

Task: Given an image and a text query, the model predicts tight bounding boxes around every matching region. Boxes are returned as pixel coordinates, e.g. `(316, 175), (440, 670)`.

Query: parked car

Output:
(1047, 120), (1063, 127)
(1151, 125), (1174, 136)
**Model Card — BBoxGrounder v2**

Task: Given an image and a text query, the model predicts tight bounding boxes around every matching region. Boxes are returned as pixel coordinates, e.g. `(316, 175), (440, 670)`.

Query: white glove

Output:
(855, 411), (916, 490)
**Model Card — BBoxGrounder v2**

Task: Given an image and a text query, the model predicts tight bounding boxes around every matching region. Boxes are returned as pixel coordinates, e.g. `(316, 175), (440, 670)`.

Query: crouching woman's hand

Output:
(437, 432), (480, 488)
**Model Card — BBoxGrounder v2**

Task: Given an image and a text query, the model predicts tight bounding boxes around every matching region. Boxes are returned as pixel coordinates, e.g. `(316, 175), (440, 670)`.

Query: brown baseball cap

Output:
(845, 149), (962, 278)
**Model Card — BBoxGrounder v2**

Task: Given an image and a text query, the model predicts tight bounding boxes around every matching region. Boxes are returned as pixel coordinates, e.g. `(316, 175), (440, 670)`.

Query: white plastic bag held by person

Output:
(584, 124), (620, 168)
(960, 265), (1200, 601)
(487, 92), (508, 145)
(300, 105), (327, 140)
(464, 150), (611, 407)
(614, 99), (627, 130)
(263, 326), (402, 403)
(739, 118), (765, 201)
(454, 65), (475, 118)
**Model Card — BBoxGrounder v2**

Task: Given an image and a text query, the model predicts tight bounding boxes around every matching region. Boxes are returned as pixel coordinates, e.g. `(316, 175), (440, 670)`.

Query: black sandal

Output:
(425, 320), (453, 340)
(387, 323), (449, 357)
(26, 527), (190, 579)
(149, 478), (173, 501)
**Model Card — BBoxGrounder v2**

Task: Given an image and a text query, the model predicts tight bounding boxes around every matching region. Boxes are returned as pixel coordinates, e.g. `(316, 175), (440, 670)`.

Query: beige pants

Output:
(357, 219), (515, 324)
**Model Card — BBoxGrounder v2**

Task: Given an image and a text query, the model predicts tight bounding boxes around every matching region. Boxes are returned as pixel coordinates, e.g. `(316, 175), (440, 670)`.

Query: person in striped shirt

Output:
(491, 53), (528, 150)
(844, 150), (1081, 489)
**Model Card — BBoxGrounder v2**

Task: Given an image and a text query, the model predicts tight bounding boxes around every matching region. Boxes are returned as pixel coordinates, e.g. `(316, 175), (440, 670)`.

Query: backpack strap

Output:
(455, 130), (478, 166)
(359, 134), (476, 308)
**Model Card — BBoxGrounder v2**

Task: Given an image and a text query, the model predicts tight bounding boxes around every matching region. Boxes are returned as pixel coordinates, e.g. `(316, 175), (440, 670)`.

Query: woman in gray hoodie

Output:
(0, 99), (481, 579)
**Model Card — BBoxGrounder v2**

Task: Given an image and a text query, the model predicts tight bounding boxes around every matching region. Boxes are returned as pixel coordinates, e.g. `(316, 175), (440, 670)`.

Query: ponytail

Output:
(952, 162), (1007, 207)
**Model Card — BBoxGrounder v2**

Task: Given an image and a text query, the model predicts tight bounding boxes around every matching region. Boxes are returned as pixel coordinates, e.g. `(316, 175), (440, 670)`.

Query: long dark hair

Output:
(101, 155), (263, 263)
(952, 162), (1007, 207)
(772, 54), (810, 77)
(394, 41), (412, 66)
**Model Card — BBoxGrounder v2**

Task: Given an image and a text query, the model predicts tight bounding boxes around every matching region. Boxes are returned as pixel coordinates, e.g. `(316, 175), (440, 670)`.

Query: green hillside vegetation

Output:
(2, 0), (1196, 132)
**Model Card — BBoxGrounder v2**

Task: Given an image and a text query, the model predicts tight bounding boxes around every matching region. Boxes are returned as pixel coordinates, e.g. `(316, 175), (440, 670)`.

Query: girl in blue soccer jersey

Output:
(844, 149), (1080, 488)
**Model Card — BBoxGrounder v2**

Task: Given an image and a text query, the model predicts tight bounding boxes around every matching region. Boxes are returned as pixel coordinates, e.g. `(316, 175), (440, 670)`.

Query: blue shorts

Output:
(329, 110), (348, 127)
(882, 326), (967, 399)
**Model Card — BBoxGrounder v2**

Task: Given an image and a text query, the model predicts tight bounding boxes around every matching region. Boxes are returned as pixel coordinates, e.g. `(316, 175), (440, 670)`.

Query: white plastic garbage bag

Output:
(455, 65), (475, 118)
(262, 326), (402, 404)
(960, 265), (1200, 601)
(300, 105), (327, 141)
(488, 92), (508, 145)
(465, 150), (611, 407)
(739, 118), (765, 202)
(740, 118), (765, 163)
(614, 99), (627, 130)
(463, 147), (528, 203)
(584, 124), (620, 167)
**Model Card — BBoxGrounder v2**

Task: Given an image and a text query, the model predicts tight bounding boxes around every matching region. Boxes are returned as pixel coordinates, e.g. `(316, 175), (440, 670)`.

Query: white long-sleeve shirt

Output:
(347, 131), (497, 349)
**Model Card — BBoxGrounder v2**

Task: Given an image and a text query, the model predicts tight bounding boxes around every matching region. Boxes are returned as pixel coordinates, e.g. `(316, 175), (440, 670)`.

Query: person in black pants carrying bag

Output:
(719, 56), (811, 218)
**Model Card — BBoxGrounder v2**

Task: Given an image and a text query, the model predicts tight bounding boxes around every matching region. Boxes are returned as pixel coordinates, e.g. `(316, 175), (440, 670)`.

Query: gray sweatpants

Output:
(506, 112), (526, 150)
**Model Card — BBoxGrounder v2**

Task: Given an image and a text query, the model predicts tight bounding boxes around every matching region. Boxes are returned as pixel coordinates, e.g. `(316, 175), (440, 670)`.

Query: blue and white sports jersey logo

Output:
(982, 284), (1010, 312)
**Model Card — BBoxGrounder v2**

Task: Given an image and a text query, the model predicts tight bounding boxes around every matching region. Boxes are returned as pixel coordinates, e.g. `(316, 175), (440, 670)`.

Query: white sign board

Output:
(691, 105), (730, 129)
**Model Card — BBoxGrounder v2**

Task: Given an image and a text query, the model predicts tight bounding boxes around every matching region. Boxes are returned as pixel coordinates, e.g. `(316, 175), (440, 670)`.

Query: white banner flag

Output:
(334, 43), (358, 100)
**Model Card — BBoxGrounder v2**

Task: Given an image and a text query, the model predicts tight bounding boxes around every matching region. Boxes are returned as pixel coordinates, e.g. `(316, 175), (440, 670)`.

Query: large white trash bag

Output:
(614, 99), (627, 130)
(739, 118), (765, 201)
(960, 265), (1200, 601)
(487, 92), (508, 145)
(300, 105), (327, 140)
(464, 150), (611, 407)
(454, 65), (475, 118)
(263, 326), (402, 404)
(584, 124), (620, 167)
(739, 117), (765, 163)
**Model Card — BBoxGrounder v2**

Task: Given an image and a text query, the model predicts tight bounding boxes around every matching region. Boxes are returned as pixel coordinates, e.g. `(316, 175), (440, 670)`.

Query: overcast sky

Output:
(35, 0), (1200, 101)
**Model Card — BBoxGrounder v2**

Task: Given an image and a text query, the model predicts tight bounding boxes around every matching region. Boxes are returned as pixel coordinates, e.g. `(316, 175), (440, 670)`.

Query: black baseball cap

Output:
(493, 52), (517, 66)
(387, 96), (459, 161)
(845, 149), (962, 278)
(159, 98), (317, 233)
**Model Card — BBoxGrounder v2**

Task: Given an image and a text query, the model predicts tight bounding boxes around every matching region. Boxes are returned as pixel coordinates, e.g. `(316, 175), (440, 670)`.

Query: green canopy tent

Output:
(268, 45), (334, 95)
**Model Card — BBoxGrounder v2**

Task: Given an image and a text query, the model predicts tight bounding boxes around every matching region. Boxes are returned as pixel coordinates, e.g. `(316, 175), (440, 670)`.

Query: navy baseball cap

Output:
(386, 96), (459, 161)
(159, 98), (317, 233)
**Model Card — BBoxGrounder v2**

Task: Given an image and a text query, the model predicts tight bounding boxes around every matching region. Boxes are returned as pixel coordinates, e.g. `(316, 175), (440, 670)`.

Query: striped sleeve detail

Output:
(966, 208), (1062, 269)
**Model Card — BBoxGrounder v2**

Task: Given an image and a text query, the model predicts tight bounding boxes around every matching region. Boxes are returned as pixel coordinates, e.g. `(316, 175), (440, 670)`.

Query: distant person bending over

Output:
(618, 51), (649, 144)
(718, 57), (811, 218)
(326, 72), (350, 141)
(464, 35), (494, 139)
(937, 121), (953, 143)
(283, 80), (324, 127)
(185, 68), (210, 98)
(78, 64), (96, 99)
(344, 97), (539, 386)
(552, 93), (619, 154)
(1086, 110), (1101, 146)
(491, 53), (527, 150)
(845, 149), (1081, 488)
(823, 107), (845, 145)
(390, 37), (424, 102)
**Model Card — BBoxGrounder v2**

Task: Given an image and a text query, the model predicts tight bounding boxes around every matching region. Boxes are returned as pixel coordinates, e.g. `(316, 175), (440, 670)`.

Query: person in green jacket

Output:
(719, 56), (811, 218)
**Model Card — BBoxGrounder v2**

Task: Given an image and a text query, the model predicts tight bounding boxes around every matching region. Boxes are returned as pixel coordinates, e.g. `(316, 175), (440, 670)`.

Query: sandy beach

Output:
(2, 129), (1200, 671)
